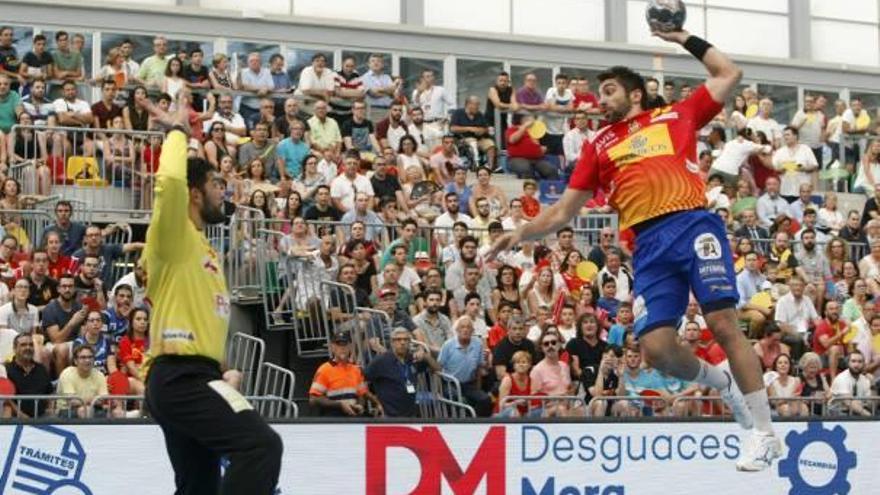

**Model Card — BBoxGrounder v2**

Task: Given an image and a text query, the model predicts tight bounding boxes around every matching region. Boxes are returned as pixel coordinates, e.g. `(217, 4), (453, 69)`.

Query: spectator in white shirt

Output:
(295, 53), (336, 102)
(772, 126), (819, 200)
(755, 177), (791, 229)
(830, 350), (875, 416)
(202, 93), (247, 149)
(433, 192), (474, 247)
(790, 94), (826, 165)
(709, 128), (771, 186)
(411, 69), (455, 123)
(330, 151), (374, 213)
(842, 97), (871, 137)
(747, 98), (782, 148)
(563, 112), (593, 170)
(774, 275), (820, 357)
(238, 52), (274, 122)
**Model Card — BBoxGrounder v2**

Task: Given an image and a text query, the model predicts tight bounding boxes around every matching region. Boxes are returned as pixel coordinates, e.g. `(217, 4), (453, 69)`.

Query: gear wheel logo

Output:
(778, 422), (857, 495)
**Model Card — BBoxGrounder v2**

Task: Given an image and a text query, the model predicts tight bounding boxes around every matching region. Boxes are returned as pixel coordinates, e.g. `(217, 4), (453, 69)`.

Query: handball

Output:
(646, 0), (687, 32)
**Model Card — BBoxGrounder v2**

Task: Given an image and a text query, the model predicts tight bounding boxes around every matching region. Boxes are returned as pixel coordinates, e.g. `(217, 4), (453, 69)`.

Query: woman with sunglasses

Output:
(204, 122), (230, 169)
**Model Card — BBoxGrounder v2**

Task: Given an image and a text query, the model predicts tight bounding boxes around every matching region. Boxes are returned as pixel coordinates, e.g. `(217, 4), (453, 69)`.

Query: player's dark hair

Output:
(597, 66), (646, 100)
(187, 157), (215, 190)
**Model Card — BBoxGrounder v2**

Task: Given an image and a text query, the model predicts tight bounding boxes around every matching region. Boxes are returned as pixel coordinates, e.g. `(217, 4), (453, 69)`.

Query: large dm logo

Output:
(366, 426), (506, 495)
(0, 425), (93, 494)
(778, 422), (857, 495)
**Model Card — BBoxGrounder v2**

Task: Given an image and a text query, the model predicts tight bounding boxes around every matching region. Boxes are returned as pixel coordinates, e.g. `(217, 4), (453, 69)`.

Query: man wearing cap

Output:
(309, 331), (383, 417)
(365, 327), (439, 417)
(413, 289), (453, 355)
(736, 251), (770, 338)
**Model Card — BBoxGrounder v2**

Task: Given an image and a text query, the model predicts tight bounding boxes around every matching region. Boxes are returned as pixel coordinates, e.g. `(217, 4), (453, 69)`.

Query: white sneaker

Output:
(718, 362), (754, 430)
(736, 431), (782, 472)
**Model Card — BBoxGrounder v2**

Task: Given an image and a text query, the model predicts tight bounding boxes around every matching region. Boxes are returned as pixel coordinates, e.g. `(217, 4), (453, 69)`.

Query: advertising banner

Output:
(0, 421), (871, 494)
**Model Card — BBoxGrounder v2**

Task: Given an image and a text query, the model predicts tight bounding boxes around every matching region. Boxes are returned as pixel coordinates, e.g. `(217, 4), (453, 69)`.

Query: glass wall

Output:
(456, 58), (503, 107)
(100, 33), (214, 74)
(804, 88), (843, 118)
(399, 57), (444, 100)
(852, 92), (880, 119)
(285, 48), (335, 87)
(664, 75), (705, 103)
(758, 83), (798, 124)
(228, 41), (280, 76)
(510, 65), (552, 95)
(40, 29), (94, 78)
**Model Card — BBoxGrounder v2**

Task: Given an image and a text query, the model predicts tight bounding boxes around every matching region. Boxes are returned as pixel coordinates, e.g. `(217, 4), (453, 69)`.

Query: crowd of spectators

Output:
(1, 27), (879, 420)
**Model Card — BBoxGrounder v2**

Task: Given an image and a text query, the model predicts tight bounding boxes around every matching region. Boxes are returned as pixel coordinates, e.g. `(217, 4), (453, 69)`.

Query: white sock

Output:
(693, 360), (730, 390)
(744, 388), (774, 435)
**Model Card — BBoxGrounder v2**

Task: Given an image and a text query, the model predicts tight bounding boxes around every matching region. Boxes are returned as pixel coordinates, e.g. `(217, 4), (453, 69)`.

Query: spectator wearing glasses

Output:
(42, 274), (86, 373)
(72, 310), (115, 376)
(203, 93), (247, 153)
(365, 327), (439, 418)
(56, 343), (118, 418)
(438, 315), (492, 417)
(530, 331), (576, 417)
(450, 96), (497, 170)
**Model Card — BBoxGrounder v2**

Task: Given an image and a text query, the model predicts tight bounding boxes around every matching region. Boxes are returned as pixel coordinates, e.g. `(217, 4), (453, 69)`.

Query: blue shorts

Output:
(631, 210), (739, 338)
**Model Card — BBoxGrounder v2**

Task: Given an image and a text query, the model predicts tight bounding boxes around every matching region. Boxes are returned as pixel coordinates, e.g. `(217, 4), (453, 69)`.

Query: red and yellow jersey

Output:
(569, 85), (723, 230)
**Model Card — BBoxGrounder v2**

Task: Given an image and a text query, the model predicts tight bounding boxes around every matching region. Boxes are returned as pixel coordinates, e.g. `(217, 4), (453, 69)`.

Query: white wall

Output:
(424, 0), (510, 34)
(204, 0), (290, 15)
(512, 0), (605, 41)
(294, 0), (400, 23)
(627, 0), (706, 49)
(811, 0), (878, 22)
(811, 20), (879, 67)
(106, 0), (176, 5)
(706, 9), (789, 59)
(705, 0), (788, 14)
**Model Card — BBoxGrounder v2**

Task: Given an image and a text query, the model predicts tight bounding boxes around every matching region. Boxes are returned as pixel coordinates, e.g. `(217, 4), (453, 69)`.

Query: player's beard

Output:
(200, 200), (226, 225)
(605, 99), (632, 123)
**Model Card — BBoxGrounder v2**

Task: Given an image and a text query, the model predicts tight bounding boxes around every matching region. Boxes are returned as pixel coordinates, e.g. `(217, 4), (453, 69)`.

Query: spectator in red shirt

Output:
(488, 301), (514, 350)
(811, 300), (847, 377)
(118, 307), (149, 394)
(505, 114), (558, 180)
(572, 77), (601, 123)
(519, 179), (541, 220)
(44, 231), (75, 279)
(682, 321), (726, 365)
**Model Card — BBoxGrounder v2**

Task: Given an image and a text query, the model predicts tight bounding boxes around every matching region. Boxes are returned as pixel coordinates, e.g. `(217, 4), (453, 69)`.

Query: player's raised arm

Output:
(654, 30), (742, 104)
(142, 99), (194, 263)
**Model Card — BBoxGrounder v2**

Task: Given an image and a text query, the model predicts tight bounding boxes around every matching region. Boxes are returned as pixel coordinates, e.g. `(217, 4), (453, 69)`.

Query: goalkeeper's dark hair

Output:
(187, 157), (215, 190)
(597, 66), (647, 99)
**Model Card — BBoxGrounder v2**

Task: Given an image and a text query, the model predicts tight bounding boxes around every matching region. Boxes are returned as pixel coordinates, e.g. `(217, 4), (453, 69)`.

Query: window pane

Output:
(456, 59), (503, 108)
(804, 88), (842, 119)
(227, 41), (280, 76)
(399, 57), (444, 99)
(341, 50), (390, 78)
(757, 84), (798, 125)
(10, 26), (34, 62)
(40, 29), (94, 78)
(285, 48), (335, 87)
(101, 33), (214, 74)
(510, 66), (552, 96)
(852, 92), (880, 119)
(664, 75), (705, 103)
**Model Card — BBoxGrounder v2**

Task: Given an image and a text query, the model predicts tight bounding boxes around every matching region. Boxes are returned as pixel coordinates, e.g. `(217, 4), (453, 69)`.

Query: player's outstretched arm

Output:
(654, 30), (742, 104)
(142, 98), (194, 263)
(485, 187), (592, 261)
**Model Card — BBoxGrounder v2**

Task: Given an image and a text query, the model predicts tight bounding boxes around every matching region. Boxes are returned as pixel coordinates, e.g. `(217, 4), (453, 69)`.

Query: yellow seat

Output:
(66, 156), (106, 187)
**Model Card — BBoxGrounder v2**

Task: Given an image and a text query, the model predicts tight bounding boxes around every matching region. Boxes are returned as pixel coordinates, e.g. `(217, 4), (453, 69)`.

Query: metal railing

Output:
(0, 394), (82, 419)
(356, 307), (392, 366)
(88, 395), (147, 418)
(502, 395), (588, 417)
(248, 395), (299, 419)
(258, 362), (296, 405)
(828, 396), (880, 416)
(227, 205), (267, 303)
(226, 332), (266, 397)
(9, 125), (164, 215)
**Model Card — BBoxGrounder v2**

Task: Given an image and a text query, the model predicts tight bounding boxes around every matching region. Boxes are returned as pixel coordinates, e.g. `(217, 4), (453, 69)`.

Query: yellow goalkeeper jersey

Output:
(143, 131), (230, 367)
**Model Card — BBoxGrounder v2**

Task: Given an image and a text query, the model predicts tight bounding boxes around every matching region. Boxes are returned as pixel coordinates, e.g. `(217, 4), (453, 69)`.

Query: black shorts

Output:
(541, 133), (564, 155)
